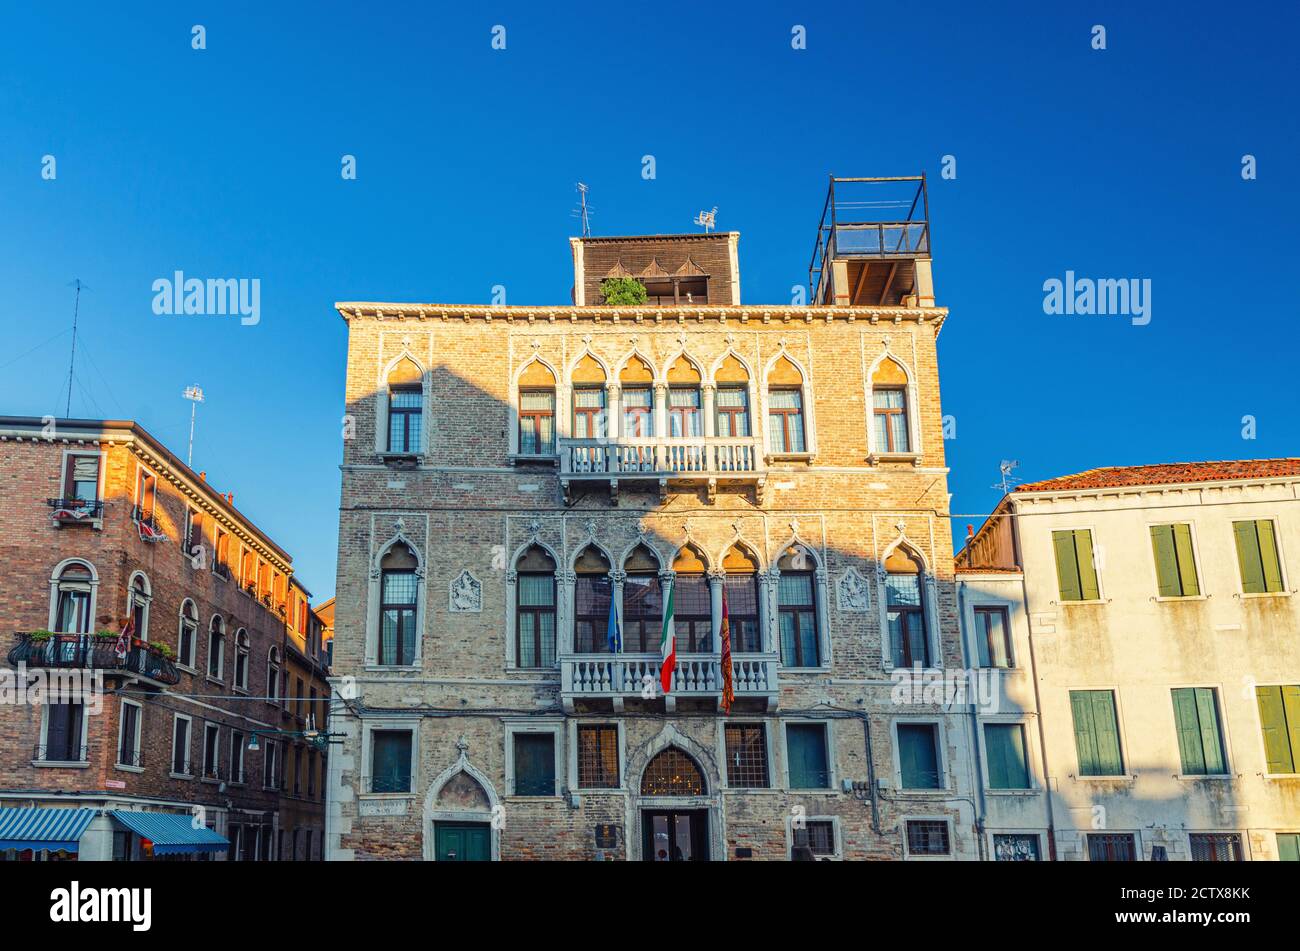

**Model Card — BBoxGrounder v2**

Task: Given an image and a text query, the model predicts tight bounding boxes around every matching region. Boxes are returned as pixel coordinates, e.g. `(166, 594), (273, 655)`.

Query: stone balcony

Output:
(560, 652), (779, 713)
(558, 435), (766, 503)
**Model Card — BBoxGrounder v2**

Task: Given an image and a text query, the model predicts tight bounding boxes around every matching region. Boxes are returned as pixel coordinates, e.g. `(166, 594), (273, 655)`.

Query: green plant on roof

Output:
(600, 277), (647, 306)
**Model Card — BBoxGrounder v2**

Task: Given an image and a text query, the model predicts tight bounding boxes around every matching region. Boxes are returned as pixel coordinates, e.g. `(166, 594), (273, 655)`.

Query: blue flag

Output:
(606, 597), (621, 653)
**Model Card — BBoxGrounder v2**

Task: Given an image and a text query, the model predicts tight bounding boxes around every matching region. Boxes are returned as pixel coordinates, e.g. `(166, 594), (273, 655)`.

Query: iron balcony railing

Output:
(33, 743), (89, 763)
(116, 749), (145, 768)
(8, 633), (181, 685)
(46, 498), (104, 522)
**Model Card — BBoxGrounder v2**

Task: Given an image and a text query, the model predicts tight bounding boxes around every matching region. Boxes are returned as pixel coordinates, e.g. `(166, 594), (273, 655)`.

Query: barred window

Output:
(577, 725), (619, 788)
(906, 820), (951, 856)
(641, 747), (704, 796)
(793, 820), (835, 857)
(1087, 833), (1136, 862)
(1190, 833), (1243, 862)
(724, 724), (769, 788)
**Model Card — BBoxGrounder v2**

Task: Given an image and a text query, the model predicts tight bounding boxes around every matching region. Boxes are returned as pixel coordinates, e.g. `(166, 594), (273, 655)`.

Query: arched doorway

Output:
(639, 747), (709, 862)
(423, 751), (500, 862)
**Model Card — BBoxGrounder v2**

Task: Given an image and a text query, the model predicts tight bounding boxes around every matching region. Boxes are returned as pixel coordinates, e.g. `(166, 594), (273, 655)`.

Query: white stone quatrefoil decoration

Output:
(449, 569), (483, 613)
(836, 567), (872, 613)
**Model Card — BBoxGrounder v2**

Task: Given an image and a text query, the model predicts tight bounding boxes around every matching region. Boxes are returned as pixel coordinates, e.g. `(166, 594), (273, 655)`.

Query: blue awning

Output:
(109, 811), (230, 855)
(0, 807), (96, 852)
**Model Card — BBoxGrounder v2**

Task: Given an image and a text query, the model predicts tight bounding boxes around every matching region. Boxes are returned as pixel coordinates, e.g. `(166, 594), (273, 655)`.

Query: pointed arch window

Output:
(767, 356), (807, 454)
(386, 358), (423, 454)
(517, 361), (556, 455)
(515, 546), (557, 668)
(621, 356), (655, 438)
(623, 545), (664, 653)
(207, 616), (225, 680)
(53, 563), (94, 633)
(666, 356), (702, 438)
(886, 548), (929, 667)
(128, 573), (151, 640)
(573, 546), (612, 653)
(872, 358), (911, 453)
(641, 747), (705, 796)
(672, 547), (711, 653)
(234, 628), (250, 690)
(571, 355), (607, 440)
(715, 355), (751, 437)
(723, 545), (762, 653)
(379, 543), (419, 666)
(777, 545), (819, 667)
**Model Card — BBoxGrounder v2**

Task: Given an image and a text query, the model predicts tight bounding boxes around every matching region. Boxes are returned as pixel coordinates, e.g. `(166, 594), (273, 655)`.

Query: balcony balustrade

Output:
(560, 651), (778, 712)
(559, 435), (765, 502)
(8, 632), (181, 686)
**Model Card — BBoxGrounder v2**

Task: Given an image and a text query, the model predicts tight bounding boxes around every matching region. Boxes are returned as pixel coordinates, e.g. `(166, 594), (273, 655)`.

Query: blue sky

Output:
(2, 1), (1296, 598)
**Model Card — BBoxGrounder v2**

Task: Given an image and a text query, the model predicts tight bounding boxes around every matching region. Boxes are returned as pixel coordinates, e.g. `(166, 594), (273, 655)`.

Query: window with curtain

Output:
(518, 389), (555, 455)
(515, 546), (556, 667)
(572, 386), (606, 438)
(872, 387), (910, 452)
(622, 386), (653, 437)
(379, 544), (419, 666)
(64, 454), (100, 501)
(53, 563), (93, 633)
(715, 385), (750, 437)
(886, 549), (929, 667)
(767, 388), (805, 453)
(897, 723), (941, 789)
(129, 575), (149, 640)
(777, 547), (818, 668)
(667, 386), (701, 437)
(974, 605), (1011, 668)
(786, 723), (829, 789)
(371, 730), (412, 793)
(573, 547), (612, 653)
(623, 546), (662, 653)
(672, 547), (711, 653)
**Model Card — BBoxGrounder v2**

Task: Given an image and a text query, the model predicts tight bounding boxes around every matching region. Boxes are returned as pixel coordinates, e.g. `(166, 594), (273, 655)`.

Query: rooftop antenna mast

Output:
(573, 182), (592, 237)
(694, 206), (718, 233)
(994, 460), (1020, 494)
(64, 279), (87, 417)
(183, 385), (205, 467)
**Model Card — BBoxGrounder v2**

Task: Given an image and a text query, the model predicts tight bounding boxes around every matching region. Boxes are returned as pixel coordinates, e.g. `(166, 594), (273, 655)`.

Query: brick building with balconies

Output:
(326, 176), (982, 861)
(0, 417), (326, 860)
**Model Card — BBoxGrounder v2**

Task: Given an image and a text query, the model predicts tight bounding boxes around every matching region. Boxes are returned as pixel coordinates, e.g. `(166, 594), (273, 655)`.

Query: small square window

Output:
(724, 724), (769, 788)
(792, 820), (835, 858)
(906, 820), (950, 856)
(576, 725), (619, 789)
(370, 730), (412, 793)
(512, 733), (556, 797)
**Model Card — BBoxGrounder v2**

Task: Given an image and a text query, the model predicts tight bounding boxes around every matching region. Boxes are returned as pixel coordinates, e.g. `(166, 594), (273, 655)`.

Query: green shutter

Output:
(1194, 688), (1226, 774)
(1074, 531), (1100, 600)
(1258, 520), (1284, 593)
(1235, 521), (1266, 594)
(987, 724), (1028, 789)
(1071, 691), (1100, 775)
(899, 725), (938, 789)
(1054, 531), (1082, 601)
(1256, 686), (1296, 774)
(1091, 691), (1123, 775)
(1173, 524), (1200, 596)
(1284, 686), (1300, 773)
(1278, 833), (1300, 862)
(1151, 525), (1180, 597)
(1171, 688), (1206, 774)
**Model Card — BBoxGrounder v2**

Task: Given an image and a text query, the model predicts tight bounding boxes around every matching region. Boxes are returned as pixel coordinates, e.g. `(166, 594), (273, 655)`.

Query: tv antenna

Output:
(694, 206), (718, 233)
(64, 279), (89, 417)
(993, 460), (1020, 494)
(183, 385), (205, 467)
(572, 182), (592, 237)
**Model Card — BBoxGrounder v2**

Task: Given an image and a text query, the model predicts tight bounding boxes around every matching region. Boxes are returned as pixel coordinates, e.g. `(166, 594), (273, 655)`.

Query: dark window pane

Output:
(513, 734), (555, 796)
(371, 731), (412, 793)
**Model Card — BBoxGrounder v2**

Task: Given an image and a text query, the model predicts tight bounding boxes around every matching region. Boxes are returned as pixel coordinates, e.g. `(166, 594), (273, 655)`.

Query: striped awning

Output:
(0, 807), (96, 852)
(110, 811), (230, 855)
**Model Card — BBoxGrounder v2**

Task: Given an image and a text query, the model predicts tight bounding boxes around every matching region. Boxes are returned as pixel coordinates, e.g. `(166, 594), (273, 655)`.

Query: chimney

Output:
(199, 471), (206, 481)
(966, 524), (975, 541)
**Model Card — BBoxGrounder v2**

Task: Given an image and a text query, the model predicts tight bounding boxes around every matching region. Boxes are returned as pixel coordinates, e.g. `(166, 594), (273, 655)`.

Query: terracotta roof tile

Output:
(1015, 459), (1300, 493)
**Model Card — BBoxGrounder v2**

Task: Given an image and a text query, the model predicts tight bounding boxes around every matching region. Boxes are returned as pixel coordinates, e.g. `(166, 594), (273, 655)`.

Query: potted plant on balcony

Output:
(146, 641), (176, 660)
(600, 277), (647, 306)
(28, 630), (55, 643)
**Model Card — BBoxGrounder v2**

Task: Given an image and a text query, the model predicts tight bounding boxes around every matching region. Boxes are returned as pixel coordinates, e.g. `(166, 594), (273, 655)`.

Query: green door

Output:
(435, 822), (491, 861)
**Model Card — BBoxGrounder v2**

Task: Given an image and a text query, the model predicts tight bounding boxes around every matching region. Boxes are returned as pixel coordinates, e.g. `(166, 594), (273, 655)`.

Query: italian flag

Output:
(659, 580), (676, 694)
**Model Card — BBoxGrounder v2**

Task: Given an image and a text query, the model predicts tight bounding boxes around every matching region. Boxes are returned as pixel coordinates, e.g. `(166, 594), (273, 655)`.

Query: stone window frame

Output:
(262, 738), (279, 790)
(865, 349), (923, 464)
(266, 645), (281, 706)
(200, 721), (222, 782)
(566, 719), (626, 793)
(229, 728), (247, 785)
(508, 355), (561, 461)
(232, 628), (250, 693)
(963, 593), (1018, 670)
(716, 718), (775, 790)
(56, 448), (107, 527)
(125, 570), (152, 642)
(504, 717), (565, 800)
(779, 717), (837, 792)
(47, 557), (99, 633)
(891, 716), (952, 793)
(359, 717), (419, 798)
(902, 815), (956, 861)
(877, 535), (942, 673)
(785, 813), (843, 860)
(170, 712), (193, 779)
(35, 696), (92, 768)
(768, 538), (831, 670)
(114, 697), (144, 773)
(504, 539), (564, 671)
(761, 346), (818, 462)
(978, 716), (1041, 794)
(364, 528), (427, 671)
(374, 349), (429, 461)
(206, 614), (225, 684)
(176, 598), (199, 672)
